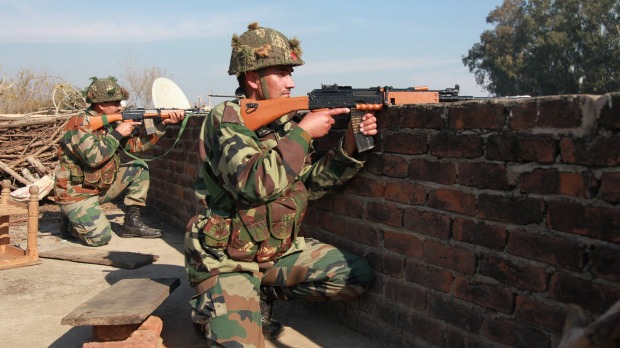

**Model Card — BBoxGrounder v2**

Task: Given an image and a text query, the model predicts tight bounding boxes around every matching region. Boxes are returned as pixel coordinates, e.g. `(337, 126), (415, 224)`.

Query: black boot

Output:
(59, 214), (78, 240)
(260, 298), (284, 340)
(121, 206), (162, 238)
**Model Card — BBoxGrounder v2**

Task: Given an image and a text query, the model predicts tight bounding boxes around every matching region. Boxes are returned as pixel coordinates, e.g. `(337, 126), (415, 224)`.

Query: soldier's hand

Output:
(116, 121), (141, 137)
(298, 107), (349, 138)
(162, 110), (185, 125)
(343, 112), (377, 156)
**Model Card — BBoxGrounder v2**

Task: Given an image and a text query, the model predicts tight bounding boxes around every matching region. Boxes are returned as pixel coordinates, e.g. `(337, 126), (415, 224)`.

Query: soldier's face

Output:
(252, 66), (295, 100)
(95, 101), (122, 115)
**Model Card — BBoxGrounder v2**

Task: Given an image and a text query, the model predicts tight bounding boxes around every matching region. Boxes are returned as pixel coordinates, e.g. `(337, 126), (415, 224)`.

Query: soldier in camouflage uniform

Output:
(54, 77), (184, 246)
(185, 23), (376, 347)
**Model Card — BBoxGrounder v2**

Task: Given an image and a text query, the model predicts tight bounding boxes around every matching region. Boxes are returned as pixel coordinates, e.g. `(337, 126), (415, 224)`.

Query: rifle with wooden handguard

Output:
(87, 108), (204, 134)
(240, 84), (440, 153)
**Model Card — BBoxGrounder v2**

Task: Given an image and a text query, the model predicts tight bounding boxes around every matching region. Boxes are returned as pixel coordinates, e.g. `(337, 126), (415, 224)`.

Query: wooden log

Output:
(0, 114), (73, 129)
(0, 160), (31, 185)
(25, 155), (48, 176)
(21, 168), (38, 182)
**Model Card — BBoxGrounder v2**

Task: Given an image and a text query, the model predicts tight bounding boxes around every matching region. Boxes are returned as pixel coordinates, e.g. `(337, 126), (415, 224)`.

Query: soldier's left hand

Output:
(162, 110), (185, 125)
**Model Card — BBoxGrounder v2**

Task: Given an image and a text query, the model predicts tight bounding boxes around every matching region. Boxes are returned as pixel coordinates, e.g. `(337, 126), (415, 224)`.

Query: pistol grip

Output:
(351, 110), (375, 152)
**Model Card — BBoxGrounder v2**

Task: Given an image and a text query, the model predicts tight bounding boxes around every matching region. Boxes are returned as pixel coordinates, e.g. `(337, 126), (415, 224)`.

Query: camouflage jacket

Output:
(54, 108), (166, 204)
(186, 98), (365, 285)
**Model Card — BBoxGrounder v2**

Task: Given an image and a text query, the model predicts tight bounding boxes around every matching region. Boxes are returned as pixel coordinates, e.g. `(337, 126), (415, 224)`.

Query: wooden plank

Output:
(61, 278), (180, 326)
(39, 246), (159, 269)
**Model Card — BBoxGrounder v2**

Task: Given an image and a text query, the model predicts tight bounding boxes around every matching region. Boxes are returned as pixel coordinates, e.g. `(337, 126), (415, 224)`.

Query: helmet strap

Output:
(258, 70), (270, 100)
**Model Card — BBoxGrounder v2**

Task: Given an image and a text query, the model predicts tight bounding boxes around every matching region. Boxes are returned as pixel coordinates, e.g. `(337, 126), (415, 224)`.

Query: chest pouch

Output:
(83, 155), (119, 190)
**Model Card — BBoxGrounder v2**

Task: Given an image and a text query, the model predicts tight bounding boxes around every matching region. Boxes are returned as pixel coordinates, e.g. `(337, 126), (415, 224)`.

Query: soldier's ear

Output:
(245, 71), (260, 90)
(92, 103), (104, 113)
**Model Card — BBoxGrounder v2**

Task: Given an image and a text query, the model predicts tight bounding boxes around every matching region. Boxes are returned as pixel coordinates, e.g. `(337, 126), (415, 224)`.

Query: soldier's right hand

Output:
(298, 107), (350, 139)
(115, 121), (141, 137)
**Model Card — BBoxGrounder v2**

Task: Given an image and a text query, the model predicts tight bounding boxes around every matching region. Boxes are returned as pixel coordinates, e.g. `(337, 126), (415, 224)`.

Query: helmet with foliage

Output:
(85, 77), (129, 104)
(228, 22), (304, 76)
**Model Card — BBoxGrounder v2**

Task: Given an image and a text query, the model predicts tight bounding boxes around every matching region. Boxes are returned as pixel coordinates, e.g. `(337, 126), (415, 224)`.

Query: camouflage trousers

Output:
(59, 160), (150, 246)
(189, 238), (375, 347)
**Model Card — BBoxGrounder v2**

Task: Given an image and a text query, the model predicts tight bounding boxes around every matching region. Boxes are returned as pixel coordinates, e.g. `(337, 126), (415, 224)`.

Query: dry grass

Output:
(0, 68), (86, 114)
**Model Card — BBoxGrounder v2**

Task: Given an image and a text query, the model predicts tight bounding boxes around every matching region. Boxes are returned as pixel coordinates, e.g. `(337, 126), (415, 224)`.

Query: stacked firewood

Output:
(0, 112), (75, 190)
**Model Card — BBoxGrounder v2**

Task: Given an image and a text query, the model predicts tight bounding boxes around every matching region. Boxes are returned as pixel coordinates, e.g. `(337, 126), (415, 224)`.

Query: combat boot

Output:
(59, 214), (78, 240)
(260, 298), (284, 340)
(121, 206), (162, 238)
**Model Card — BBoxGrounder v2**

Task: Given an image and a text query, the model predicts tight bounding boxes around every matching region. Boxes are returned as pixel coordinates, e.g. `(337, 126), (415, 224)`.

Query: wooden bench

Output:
(61, 277), (180, 342)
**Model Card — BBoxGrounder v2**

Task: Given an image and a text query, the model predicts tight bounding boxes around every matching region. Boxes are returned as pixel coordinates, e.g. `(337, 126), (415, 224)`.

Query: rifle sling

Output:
(120, 114), (191, 162)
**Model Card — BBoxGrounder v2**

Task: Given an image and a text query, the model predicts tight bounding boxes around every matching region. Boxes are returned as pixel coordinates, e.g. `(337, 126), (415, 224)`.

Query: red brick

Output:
(600, 171), (620, 203)
(346, 175), (386, 197)
(448, 103), (505, 129)
(345, 220), (380, 247)
(480, 317), (551, 347)
(478, 194), (544, 224)
(428, 188), (477, 216)
(384, 278), (426, 311)
(383, 230), (423, 257)
(366, 251), (405, 277)
(423, 240), (477, 274)
(509, 102), (537, 129)
(560, 136), (620, 166)
(331, 194), (365, 218)
(428, 293), (483, 332)
(519, 168), (560, 194)
(366, 201), (403, 227)
(405, 260), (454, 293)
(479, 254), (548, 292)
(403, 208), (451, 239)
(457, 162), (511, 190)
(506, 228), (584, 271)
(558, 171), (596, 198)
(537, 97), (583, 128)
(547, 201), (620, 242)
(515, 295), (565, 333)
(381, 154), (409, 178)
(430, 133), (483, 158)
(486, 134), (557, 163)
(384, 181), (426, 205)
(399, 311), (444, 346)
(453, 277), (514, 313)
(410, 158), (457, 184)
(452, 217), (508, 251)
(383, 131), (427, 154)
(318, 212), (346, 236)
(549, 272), (620, 312)
(85, 316), (164, 348)
(445, 328), (498, 348)
(590, 244), (620, 282)
(398, 105), (444, 129)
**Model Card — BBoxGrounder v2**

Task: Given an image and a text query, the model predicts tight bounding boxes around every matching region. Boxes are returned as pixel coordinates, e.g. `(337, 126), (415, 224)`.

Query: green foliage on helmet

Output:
(228, 22), (304, 76)
(85, 76), (129, 104)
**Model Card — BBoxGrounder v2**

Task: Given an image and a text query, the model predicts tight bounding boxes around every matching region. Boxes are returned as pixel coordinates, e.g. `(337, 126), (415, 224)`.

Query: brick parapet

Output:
(147, 93), (620, 347)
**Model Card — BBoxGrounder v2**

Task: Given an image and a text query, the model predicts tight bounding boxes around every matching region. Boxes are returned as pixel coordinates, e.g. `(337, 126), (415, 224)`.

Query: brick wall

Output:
(146, 93), (620, 348)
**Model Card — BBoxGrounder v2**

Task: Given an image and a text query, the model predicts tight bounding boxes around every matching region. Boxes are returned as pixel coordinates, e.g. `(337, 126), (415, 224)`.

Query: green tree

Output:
(463, 0), (620, 96)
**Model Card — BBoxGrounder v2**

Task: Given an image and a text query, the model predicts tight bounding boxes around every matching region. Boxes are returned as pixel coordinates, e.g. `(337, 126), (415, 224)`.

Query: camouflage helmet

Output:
(85, 77), (129, 104)
(228, 22), (304, 76)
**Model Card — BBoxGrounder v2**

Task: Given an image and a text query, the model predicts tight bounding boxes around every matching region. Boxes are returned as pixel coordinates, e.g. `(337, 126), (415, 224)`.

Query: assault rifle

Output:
(88, 107), (205, 134)
(240, 84), (453, 152)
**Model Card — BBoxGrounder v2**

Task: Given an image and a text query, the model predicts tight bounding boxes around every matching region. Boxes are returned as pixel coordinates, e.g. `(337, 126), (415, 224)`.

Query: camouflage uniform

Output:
(54, 79), (166, 246)
(185, 23), (375, 347)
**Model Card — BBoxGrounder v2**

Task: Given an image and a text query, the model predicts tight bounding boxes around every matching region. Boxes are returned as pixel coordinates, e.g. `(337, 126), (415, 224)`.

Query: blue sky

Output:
(1, 0), (504, 106)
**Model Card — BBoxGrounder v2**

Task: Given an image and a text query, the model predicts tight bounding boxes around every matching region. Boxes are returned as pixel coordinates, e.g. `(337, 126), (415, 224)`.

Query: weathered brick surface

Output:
(148, 95), (620, 347)
(84, 316), (164, 348)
